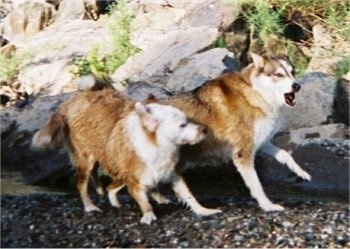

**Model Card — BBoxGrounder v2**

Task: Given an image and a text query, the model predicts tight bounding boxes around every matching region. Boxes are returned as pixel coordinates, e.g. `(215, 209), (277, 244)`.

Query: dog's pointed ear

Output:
(135, 102), (159, 133)
(250, 52), (265, 69)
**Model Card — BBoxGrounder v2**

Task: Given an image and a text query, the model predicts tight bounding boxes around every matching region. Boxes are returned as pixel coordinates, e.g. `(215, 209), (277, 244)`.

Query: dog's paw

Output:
(96, 186), (105, 196)
(299, 170), (311, 181)
(150, 192), (172, 205)
(84, 204), (102, 213)
(195, 207), (222, 216)
(109, 197), (122, 208)
(261, 203), (284, 212)
(140, 212), (157, 225)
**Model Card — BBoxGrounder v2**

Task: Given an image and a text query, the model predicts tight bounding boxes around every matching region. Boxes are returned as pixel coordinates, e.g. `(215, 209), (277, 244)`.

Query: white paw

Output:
(108, 191), (122, 208)
(108, 196), (122, 208)
(84, 204), (102, 213)
(261, 203), (284, 212)
(155, 197), (172, 205)
(140, 212), (157, 225)
(298, 170), (311, 181)
(110, 199), (122, 208)
(96, 186), (105, 196)
(195, 207), (222, 216)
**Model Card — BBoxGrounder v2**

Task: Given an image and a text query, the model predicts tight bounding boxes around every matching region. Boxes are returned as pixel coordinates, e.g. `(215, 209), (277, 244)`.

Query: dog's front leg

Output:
(172, 175), (221, 216)
(260, 142), (311, 181)
(128, 184), (157, 225)
(233, 151), (284, 212)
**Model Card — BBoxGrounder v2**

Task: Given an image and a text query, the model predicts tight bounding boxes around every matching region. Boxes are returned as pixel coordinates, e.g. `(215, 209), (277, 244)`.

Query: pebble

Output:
(1, 194), (349, 248)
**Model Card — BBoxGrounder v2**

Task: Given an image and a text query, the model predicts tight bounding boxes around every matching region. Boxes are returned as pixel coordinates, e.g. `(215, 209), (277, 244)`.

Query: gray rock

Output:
(126, 81), (173, 101)
(16, 20), (111, 96)
(1, 1), (56, 44)
(333, 78), (350, 125)
(257, 125), (349, 198)
(167, 48), (229, 93)
(282, 72), (337, 130)
(1, 93), (73, 183)
(55, 0), (86, 21)
(112, 26), (220, 87)
(111, 0), (239, 89)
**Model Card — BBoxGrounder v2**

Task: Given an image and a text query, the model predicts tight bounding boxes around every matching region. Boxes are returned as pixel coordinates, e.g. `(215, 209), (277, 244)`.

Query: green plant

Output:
(240, 0), (283, 43)
(236, 0), (349, 77)
(212, 36), (228, 48)
(324, 2), (350, 40)
(286, 41), (309, 78)
(336, 56), (350, 79)
(0, 52), (28, 85)
(71, 0), (140, 82)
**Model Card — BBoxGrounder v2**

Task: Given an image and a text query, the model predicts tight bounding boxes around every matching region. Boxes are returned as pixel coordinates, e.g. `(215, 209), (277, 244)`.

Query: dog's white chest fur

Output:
(125, 115), (177, 187)
(254, 116), (278, 149)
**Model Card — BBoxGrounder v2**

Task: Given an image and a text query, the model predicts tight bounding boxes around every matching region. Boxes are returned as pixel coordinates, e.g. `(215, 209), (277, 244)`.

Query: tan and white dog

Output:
(32, 90), (221, 224)
(155, 52), (311, 211)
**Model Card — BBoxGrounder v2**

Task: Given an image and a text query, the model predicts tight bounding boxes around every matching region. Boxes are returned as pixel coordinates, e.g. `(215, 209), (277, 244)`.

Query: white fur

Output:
(109, 103), (220, 224)
(254, 117), (277, 150)
(125, 103), (205, 187)
(236, 53), (310, 211)
(251, 56), (296, 109)
(260, 142), (311, 181)
(252, 74), (294, 108)
(236, 164), (284, 211)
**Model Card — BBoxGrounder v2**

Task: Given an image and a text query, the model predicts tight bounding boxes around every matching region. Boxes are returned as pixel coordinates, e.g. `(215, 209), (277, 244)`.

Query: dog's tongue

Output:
(284, 92), (296, 106)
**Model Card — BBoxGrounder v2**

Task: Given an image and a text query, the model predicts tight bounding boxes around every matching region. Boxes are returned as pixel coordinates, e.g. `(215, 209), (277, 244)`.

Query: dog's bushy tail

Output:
(32, 112), (67, 150)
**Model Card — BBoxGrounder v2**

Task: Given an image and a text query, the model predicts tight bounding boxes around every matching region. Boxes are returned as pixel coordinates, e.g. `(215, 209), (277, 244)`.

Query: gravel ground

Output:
(1, 193), (349, 248)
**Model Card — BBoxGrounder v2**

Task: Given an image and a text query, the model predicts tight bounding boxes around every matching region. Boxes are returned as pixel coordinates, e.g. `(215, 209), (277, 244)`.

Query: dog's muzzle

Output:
(284, 83), (301, 106)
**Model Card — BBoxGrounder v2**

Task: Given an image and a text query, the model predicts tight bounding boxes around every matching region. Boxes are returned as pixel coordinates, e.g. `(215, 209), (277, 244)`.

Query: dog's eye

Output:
(274, 73), (284, 77)
(180, 123), (187, 128)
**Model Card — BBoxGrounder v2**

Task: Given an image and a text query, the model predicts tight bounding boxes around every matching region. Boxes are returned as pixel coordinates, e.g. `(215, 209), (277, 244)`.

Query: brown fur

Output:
(158, 71), (266, 168)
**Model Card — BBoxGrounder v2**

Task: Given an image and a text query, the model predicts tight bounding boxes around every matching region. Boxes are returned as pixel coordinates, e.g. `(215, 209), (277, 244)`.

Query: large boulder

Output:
(16, 20), (111, 96)
(1, 1), (56, 45)
(1, 93), (73, 184)
(282, 72), (338, 130)
(111, 0), (240, 90)
(257, 124), (349, 199)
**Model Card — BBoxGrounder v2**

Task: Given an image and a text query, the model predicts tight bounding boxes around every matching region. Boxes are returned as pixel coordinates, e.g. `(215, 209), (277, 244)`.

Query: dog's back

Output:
(33, 89), (134, 154)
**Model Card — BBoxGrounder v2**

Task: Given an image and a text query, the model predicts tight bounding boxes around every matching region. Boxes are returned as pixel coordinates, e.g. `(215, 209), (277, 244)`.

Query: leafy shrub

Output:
(336, 56), (350, 79)
(70, 0), (140, 83)
(0, 52), (29, 85)
(237, 0), (349, 77)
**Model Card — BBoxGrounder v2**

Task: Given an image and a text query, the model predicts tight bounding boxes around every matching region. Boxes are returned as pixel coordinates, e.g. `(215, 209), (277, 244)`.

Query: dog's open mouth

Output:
(284, 92), (296, 106)
(284, 83), (300, 106)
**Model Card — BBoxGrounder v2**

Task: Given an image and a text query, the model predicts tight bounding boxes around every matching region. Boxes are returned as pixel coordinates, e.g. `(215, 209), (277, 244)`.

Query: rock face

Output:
(111, 0), (240, 91)
(17, 20), (111, 96)
(1, 1), (56, 43)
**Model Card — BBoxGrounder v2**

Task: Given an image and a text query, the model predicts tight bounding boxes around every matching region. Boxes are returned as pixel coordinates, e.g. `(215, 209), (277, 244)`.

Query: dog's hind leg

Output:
(91, 162), (105, 196)
(233, 150), (284, 212)
(260, 142), (311, 181)
(172, 175), (221, 216)
(107, 180), (125, 208)
(150, 190), (171, 204)
(75, 154), (101, 213)
(128, 184), (157, 225)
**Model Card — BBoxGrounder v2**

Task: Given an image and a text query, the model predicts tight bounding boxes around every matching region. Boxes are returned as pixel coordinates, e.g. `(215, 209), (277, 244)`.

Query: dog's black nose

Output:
(292, 83), (301, 92)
